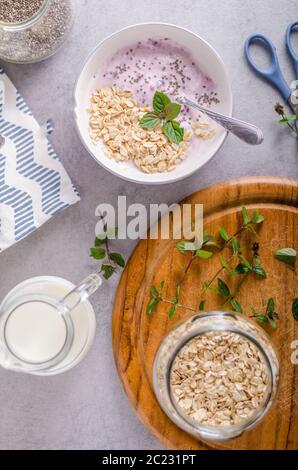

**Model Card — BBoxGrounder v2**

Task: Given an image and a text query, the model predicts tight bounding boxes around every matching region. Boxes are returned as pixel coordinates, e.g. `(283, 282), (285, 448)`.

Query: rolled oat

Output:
(88, 86), (191, 174)
(170, 331), (269, 427)
(88, 86), (217, 174)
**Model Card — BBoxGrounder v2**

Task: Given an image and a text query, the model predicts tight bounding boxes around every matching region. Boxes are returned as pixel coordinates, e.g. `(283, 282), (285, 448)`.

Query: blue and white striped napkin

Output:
(0, 68), (80, 252)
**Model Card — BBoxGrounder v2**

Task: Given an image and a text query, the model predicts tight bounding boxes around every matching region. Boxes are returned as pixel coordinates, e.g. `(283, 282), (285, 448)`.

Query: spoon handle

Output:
(183, 98), (264, 146)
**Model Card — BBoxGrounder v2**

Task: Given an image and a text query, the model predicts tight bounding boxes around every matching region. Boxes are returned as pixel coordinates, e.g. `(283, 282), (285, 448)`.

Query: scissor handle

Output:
(244, 34), (291, 102)
(286, 21), (298, 79)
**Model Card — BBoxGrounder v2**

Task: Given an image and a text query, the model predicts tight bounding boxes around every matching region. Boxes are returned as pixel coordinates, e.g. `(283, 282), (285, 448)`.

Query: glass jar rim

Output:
(152, 311), (280, 441)
(0, 0), (50, 30)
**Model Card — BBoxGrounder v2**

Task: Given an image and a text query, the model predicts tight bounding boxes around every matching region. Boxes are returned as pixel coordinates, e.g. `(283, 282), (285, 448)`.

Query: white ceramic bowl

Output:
(74, 23), (233, 184)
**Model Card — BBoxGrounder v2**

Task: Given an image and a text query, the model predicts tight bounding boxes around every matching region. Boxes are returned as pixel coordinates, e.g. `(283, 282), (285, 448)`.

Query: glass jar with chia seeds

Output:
(0, 0), (75, 63)
(153, 311), (279, 442)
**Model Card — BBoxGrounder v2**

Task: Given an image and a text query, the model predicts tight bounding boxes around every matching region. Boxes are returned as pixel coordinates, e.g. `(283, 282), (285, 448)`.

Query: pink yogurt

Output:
(101, 38), (219, 126)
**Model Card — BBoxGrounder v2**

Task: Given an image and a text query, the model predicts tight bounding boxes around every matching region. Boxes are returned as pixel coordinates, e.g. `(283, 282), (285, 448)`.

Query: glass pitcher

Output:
(0, 273), (101, 375)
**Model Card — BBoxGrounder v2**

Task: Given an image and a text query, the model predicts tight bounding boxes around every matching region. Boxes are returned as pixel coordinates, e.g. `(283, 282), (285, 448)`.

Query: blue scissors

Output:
(244, 21), (298, 117)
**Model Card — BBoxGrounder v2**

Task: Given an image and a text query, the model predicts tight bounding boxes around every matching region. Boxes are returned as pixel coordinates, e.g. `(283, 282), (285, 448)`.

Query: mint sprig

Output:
(90, 219), (125, 280)
(139, 91), (184, 144)
(275, 102), (298, 138)
(147, 206), (277, 329)
(250, 298), (280, 329)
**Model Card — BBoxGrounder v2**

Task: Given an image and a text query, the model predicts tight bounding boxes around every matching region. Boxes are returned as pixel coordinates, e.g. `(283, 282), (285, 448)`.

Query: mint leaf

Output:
(204, 240), (220, 249)
(255, 314), (269, 325)
(176, 241), (197, 252)
(292, 298), (298, 321)
(266, 298), (275, 314)
(169, 305), (176, 318)
(196, 249), (213, 259)
(239, 256), (252, 271)
(274, 248), (296, 267)
(268, 317), (277, 329)
(165, 102), (181, 121)
(280, 115), (298, 123)
(150, 285), (159, 299)
(250, 210), (265, 224)
(230, 237), (240, 255)
(217, 278), (230, 298)
(139, 112), (161, 129)
(147, 297), (159, 315)
(252, 264), (267, 277)
(220, 255), (234, 274)
(163, 120), (184, 144)
(94, 236), (105, 246)
(109, 252), (125, 268)
(199, 300), (206, 311)
(90, 247), (106, 260)
(233, 263), (249, 275)
(101, 264), (115, 280)
(219, 227), (228, 241)
(174, 285), (180, 303)
(153, 91), (171, 113)
(230, 298), (243, 313)
(242, 206), (249, 225)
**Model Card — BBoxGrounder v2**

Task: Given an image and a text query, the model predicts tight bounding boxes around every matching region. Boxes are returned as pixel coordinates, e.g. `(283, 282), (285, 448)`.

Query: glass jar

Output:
(153, 311), (279, 442)
(0, 0), (75, 63)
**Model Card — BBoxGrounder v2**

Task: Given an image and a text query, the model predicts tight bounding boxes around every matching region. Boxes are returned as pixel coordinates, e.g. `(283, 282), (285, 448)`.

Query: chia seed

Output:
(100, 37), (220, 123)
(0, 0), (74, 63)
(0, 0), (44, 23)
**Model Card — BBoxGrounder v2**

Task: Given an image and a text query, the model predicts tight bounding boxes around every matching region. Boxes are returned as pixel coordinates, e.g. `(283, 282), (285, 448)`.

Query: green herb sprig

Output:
(146, 206), (282, 330)
(250, 298), (280, 329)
(90, 222), (125, 280)
(275, 103), (298, 138)
(199, 208), (266, 306)
(139, 91), (184, 144)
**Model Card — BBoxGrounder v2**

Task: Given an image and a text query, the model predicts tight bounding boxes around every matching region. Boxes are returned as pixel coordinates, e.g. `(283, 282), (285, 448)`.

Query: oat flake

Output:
(170, 331), (269, 427)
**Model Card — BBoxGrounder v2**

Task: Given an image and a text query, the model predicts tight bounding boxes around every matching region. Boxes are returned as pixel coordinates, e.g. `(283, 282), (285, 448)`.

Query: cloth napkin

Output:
(0, 68), (80, 253)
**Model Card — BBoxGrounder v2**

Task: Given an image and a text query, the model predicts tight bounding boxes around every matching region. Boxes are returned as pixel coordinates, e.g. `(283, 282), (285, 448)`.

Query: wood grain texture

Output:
(112, 177), (298, 450)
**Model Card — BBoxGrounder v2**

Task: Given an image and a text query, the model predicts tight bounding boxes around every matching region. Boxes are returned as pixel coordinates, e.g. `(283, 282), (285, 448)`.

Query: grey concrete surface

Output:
(0, 0), (297, 450)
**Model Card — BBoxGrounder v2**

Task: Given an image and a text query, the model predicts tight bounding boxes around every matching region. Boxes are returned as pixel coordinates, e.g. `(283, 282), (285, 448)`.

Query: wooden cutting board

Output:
(112, 177), (298, 450)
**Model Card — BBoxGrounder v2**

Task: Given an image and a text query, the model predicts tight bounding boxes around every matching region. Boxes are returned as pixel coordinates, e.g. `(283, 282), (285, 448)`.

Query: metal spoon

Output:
(181, 97), (264, 145)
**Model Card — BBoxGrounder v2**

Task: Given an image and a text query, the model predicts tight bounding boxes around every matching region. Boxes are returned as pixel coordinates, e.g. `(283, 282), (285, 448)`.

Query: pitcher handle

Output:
(59, 273), (102, 314)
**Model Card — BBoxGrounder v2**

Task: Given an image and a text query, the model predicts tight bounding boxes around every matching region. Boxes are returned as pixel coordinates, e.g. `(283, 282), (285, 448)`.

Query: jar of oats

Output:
(0, 0), (75, 63)
(153, 311), (279, 441)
